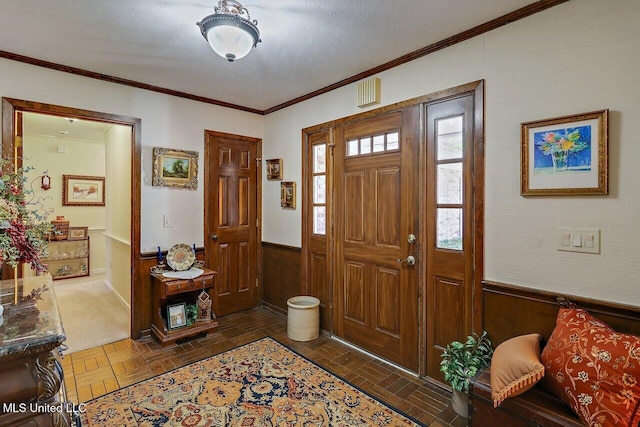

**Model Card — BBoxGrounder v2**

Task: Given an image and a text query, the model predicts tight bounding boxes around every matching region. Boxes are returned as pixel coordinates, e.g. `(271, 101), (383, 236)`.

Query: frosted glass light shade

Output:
(206, 24), (254, 61)
(197, 12), (260, 62)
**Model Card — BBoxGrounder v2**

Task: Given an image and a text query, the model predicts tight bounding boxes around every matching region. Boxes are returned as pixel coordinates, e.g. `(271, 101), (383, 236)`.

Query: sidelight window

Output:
(435, 116), (463, 250)
(312, 144), (326, 235)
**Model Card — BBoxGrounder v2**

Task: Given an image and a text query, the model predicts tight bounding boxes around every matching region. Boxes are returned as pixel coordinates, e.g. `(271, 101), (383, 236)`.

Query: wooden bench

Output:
(468, 281), (640, 427)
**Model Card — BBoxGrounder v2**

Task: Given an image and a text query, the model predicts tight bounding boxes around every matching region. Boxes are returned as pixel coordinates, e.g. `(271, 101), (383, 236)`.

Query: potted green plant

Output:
(440, 331), (493, 418)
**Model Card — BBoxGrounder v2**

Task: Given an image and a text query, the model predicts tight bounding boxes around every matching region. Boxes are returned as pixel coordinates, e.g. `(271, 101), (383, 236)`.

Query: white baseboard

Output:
(103, 279), (130, 310)
(91, 268), (106, 276)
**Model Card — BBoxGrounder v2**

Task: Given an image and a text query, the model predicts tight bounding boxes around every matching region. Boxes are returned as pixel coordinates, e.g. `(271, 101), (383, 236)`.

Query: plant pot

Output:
(452, 389), (469, 418)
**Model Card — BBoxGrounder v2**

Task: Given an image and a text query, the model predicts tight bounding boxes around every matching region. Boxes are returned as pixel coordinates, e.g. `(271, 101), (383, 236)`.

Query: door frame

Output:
(2, 97), (142, 337)
(203, 130), (263, 310)
(302, 80), (484, 377)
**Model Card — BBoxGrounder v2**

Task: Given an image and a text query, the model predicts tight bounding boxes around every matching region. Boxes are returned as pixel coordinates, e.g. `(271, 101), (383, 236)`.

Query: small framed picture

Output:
(167, 303), (187, 330)
(62, 175), (105, 206)
(266, 158), (283, 180)
(152, 147), (199, 189)
(68, 226), (88, 240)
(521, 110), (608, 196)
(280, 181), (296, 209)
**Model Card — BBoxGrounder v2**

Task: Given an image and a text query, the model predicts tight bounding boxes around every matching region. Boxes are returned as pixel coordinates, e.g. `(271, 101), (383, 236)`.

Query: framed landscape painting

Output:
(521, 110), (608, 196)
(152, 147), (199, 189)
(62, 175), (105, 206)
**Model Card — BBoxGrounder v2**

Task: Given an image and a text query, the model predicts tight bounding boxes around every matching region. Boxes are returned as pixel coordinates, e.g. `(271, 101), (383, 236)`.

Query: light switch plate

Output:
(557, 227), (600, 254)
(163, 214), (173, 228)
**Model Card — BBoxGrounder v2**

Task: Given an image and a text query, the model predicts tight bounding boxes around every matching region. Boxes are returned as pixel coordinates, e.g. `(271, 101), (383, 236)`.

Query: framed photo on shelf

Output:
(62, 175), (105, 206)
(280, 181), (296, 209)
(266, 158), (283, 180)
(68, 226), (88, 240)
(167, 303), (187, 330)
(521, 110), (608, 196)
(152, 147), (199, 189)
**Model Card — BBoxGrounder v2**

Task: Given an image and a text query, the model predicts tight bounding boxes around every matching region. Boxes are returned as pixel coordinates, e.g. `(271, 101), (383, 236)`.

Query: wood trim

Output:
(261, 242), (302, 253)
(0, 51), (262, 116)
(482, 280), (640, 347)
(263, 0), (568, 114)
(302, 81), (484, 135)
(0, 1), (567, 115)
(2, 97), (143, 338)
(472, 81), (485, 334)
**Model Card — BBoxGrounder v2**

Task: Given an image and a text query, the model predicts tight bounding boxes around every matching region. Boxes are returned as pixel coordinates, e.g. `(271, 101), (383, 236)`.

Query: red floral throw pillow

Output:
(541, 307), (640, 427)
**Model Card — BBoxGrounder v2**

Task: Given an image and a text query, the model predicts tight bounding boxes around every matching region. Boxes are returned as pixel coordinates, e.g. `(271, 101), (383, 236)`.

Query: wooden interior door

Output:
(334, 108), (420, 371)
(205, 131), (260, 317)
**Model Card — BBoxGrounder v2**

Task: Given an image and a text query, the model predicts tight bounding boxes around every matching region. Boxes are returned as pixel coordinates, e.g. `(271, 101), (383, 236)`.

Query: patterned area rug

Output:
(79, 337), (424, 426)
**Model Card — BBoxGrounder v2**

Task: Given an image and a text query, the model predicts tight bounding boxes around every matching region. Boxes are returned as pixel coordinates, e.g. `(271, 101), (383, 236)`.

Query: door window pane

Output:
(348, 139), (359, 156)
(437, 162), (463, 204)
(313, 144), (326, 173)
(387, 132), (399, 150)
(373, 135), (385, 152)
(313, 175), (325, 204)
(437, 116), (463, 160)
(437, 208), (463, 250)
(360, 137), (371, 154)
(313, 206), (326, 235)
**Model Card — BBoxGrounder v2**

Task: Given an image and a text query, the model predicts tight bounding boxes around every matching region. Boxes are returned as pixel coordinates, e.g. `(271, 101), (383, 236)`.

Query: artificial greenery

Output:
(0, 159), (52, 271)
(440, 331), (493, 393)
(186, 303), (198, 326)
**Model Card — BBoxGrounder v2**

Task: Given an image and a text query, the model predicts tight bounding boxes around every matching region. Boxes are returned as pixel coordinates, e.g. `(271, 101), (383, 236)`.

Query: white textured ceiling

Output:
(1, 0), (542, 112)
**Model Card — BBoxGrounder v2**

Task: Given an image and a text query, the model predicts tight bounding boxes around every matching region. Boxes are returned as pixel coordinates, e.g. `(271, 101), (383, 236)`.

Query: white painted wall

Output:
(263, 0), (640, 306)
(105, 124), (132, 306)
(5, 0), (639, 307)
(0, 58), (264, 253)
(23, 133), (107, 273)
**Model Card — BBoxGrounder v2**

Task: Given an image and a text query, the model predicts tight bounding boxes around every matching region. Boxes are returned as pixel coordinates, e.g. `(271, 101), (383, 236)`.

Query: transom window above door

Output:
(346, 131), (399, 157)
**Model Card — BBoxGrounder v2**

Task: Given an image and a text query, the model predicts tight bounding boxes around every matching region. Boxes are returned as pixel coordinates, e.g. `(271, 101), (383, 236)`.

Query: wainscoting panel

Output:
(262, 242), (302, 316)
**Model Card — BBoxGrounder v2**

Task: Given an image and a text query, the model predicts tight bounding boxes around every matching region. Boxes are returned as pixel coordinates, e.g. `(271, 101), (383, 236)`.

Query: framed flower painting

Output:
(521, 110), (608, 196)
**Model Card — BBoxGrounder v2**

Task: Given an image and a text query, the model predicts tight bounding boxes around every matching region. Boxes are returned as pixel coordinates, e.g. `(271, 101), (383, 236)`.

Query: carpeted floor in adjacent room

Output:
(54, 274), (129, 354)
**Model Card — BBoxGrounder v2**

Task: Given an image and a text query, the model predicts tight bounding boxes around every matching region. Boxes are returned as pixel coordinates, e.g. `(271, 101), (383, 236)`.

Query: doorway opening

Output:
(2, 97), (142, 343)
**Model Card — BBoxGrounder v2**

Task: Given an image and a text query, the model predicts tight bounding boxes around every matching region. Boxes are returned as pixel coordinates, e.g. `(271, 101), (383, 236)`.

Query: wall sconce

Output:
(41, 172), (51, 191)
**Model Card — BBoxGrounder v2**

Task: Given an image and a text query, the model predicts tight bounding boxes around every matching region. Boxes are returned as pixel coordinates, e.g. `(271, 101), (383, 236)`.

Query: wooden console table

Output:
(0, 275), (73, 427)
(150, 268), (218, 346)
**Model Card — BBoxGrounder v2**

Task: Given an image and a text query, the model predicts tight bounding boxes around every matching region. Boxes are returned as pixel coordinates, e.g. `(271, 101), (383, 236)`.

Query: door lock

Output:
(210, 233), (218, 241)
(407, 234), (416, 244)
(397, 255), (416, 266)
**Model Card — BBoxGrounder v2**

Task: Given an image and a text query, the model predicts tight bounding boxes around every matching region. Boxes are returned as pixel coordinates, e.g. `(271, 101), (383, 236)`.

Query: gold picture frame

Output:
(266, 158), (283, 180)
(280, 181), (296, 209)
(68, 226), (88, 240)
(62, 175), (105, 206)
(152, 147), (198, 189)
(521, 110), (608, 196)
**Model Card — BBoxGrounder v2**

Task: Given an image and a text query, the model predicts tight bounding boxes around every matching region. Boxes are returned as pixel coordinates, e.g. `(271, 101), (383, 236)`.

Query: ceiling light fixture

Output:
(197, 0), (261, 62)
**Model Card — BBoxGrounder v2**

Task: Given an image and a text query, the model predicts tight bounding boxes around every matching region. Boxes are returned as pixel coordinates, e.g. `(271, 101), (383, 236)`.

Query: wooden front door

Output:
(334, 108), (420, 371)
(205, 131), (261, 317)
